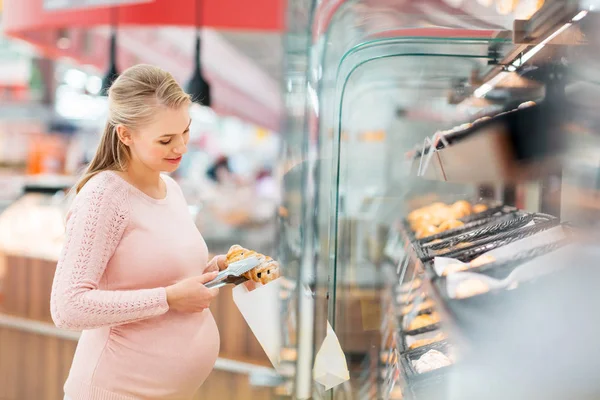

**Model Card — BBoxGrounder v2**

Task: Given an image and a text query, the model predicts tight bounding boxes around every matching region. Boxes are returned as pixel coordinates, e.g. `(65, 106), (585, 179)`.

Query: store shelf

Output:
(374, 198), (573, 398)
(409, 102), (565, 184)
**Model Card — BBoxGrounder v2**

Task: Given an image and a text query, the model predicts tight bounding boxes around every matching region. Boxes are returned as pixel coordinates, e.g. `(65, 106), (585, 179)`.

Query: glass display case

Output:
(280, 0), (600, 399)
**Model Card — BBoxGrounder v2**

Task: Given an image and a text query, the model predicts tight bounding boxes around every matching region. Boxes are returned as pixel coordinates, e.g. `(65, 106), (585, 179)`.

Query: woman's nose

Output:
(173, 144), (187, 155)
(173, 139), (188, 155)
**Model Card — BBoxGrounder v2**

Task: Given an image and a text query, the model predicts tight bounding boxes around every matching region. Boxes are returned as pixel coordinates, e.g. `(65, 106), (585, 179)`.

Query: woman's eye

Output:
(160, 139), (171, 145)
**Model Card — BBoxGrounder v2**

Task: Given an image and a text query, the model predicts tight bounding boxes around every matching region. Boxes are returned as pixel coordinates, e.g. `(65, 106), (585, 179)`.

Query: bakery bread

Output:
(438, 219), (464, 232)
(450, 200), (472, 219)
(472, 203), (488, 213)
(402, 299), (434, 316)
(225, 245), (280, 285)
(247, 256), (280, 284)
(407, 312), (440, 331)
(226, 245), (263, 264)
(415, 225), (440, 239)
(408, 332), (447, 350)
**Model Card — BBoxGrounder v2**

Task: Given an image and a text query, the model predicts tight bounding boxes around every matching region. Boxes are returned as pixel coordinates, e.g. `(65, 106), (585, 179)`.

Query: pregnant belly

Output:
(96, 310), (220, 399)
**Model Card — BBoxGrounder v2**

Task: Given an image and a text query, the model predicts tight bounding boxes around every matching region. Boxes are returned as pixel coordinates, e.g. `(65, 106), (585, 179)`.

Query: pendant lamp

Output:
(100, 8), (119, 96)
(186, 0), (211, 106)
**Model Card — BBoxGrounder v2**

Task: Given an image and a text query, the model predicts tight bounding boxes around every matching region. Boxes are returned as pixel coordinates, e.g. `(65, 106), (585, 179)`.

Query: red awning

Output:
(3, 0), (285, 33)
(2, 0), (284, 130)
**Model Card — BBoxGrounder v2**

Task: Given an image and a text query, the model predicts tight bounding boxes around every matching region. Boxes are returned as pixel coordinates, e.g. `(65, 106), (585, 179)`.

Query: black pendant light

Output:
(100, 8), (119, 96)
(186, 0), (211, 106)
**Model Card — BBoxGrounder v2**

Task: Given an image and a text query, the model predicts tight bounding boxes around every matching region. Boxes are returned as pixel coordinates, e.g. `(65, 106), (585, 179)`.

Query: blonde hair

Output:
(75, 64), (191, 193)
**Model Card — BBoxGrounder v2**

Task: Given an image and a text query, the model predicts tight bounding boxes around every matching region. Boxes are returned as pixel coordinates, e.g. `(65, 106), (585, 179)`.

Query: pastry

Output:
(455, 279), (489, 299)
(472, 203), (488, 213)
(412, 349), (453, 374)
(225, 245), (280, 285)
(402, 299), (434, 316)
(408, 312), (440, 331)
(247, 256), (280, 284)
(416, 225), (441, 239)
(450, 200), (472, 219)
(442, 263), (469, 276)
(409, 332), (447, 350)
(438, 219), (464, 232)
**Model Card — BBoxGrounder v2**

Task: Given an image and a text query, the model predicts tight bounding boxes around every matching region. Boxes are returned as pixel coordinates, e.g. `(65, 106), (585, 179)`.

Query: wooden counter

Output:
(0, 254), (275, 399)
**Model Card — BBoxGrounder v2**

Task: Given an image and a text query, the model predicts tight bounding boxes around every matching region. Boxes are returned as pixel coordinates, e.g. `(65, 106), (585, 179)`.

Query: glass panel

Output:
(330, 39), (512, 394)
(283, 0), (598, 398)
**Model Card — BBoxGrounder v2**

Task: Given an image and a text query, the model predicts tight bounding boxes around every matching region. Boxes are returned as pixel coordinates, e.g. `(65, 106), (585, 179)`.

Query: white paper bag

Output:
(313, 322), (350, 390)
(232, 279), (282, 371)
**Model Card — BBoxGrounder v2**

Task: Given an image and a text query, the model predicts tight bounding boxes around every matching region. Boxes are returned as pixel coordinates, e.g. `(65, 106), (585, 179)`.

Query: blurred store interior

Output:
(0, 0), (285, 399)
(2, 0), (600, 399)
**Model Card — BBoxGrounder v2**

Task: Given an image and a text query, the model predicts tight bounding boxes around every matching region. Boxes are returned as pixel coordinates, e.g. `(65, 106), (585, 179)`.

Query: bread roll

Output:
(408, 312), (440, 331)
(472, 203), (488, 213)
(409, 332), (447, 350)
(438, 219), (464, 232)
(450, 200), (472, 219)
(416, 225), (440, 239)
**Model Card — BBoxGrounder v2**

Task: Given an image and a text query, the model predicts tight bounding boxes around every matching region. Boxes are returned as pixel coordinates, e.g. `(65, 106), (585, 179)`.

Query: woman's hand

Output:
(165, 271), (220, 313)
(206, 254), (228, 273)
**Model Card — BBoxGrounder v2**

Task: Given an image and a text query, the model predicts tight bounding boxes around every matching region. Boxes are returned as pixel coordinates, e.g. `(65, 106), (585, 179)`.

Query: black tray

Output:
(454, 238), (568, 278)
(436, 216), (560, 262)
(402, 322), (441, 337)
(401, 202), (512, 243)
(432, 238), (569, 298)
(458, 203), (510, 224)
(421, 211), (531, 251)
(399, 305), (435, 319)
(408, 373), (449, 400)
(417, 206), (518, 244)
(401, 341), (453, 383)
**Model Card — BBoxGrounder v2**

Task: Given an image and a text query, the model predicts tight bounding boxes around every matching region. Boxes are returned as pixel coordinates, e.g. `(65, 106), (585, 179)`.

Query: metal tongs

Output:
(205, 256), (262, 289)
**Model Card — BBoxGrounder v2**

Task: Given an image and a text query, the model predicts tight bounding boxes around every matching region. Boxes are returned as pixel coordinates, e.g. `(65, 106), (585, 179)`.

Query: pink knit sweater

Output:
(51, 171), (219, 400)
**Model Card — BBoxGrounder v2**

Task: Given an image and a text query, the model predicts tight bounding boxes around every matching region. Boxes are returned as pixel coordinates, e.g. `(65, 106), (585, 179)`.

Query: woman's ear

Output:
(116, 125), (133, 146)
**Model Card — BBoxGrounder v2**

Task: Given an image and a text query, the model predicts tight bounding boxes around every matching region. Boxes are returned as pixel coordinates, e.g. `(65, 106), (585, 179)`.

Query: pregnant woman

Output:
(51, 64), (226, 400)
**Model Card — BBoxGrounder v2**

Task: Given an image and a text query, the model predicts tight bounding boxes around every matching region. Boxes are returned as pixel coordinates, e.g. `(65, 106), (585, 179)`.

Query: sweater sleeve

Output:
(50, 173), (169, 331)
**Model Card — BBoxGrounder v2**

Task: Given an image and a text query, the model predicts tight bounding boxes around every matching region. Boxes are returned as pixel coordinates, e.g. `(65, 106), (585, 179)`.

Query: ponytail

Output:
(74, 120), (129, 193)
